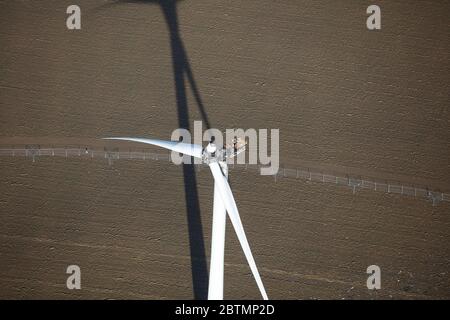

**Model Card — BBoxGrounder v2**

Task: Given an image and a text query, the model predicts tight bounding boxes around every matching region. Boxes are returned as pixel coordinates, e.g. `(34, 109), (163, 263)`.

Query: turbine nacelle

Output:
(202, 137), (247, 165)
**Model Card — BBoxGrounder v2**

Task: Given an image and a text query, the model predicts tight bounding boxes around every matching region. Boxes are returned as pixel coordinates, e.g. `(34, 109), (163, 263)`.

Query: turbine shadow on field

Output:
(99, 0), (210, 299)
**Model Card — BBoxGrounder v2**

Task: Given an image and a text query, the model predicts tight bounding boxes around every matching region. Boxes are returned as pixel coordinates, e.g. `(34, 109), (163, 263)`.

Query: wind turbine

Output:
(103, 137), (268, 300)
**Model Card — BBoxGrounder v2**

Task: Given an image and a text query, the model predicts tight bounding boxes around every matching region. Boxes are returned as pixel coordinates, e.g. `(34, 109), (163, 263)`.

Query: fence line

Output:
(0, 147), (448, 206)
(268, 166), (448, 206)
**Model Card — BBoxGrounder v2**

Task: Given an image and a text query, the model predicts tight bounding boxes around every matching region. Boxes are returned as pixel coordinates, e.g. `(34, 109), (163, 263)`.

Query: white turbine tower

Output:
(103, 137), (268, 300)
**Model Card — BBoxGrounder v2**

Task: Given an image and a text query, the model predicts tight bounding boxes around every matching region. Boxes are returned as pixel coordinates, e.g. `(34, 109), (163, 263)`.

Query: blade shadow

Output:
(98, 0), (211, 299)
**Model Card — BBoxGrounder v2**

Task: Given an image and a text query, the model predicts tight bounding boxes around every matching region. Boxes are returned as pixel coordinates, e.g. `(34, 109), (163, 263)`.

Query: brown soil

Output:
(0, 0), (449, 299)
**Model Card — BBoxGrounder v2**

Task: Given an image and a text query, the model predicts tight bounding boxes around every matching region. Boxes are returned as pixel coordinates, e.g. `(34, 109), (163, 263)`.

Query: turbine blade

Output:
(103, 137), (203, 158)
(208, 181), (227, 300)
(208, 161), (268, 300)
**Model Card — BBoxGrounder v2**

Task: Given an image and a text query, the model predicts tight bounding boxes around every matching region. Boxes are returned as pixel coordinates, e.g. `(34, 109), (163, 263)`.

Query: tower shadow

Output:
(99, 0), (211, 299)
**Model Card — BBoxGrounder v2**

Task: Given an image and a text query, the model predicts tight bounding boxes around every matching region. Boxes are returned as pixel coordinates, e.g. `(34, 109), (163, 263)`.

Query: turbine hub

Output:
(206, 143), (217, 153)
